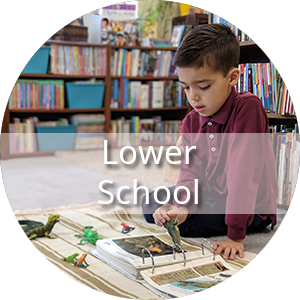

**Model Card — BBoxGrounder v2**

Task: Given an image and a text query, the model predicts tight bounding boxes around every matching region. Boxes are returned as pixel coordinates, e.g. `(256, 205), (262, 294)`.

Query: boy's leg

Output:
(141, 186), (176, 223)
(178, 214), (272, 238)
(246, 215), (272, 233)
(178, 214), (228, 237)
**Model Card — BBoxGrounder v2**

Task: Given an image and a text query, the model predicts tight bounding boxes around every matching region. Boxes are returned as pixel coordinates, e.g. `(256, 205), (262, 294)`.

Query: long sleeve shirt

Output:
(174, 87), (278, 239)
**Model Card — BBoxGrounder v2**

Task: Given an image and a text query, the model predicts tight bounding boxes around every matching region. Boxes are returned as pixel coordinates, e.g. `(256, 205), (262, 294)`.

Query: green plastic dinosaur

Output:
(74, 226), (103, 245)
(20, 215), (60, 240)
(163, 214), (181, 251)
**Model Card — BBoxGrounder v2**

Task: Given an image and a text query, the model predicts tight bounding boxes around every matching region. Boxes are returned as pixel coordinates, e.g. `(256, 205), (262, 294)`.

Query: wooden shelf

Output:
(111, 45), (178, 51)
(111, 76), (178, 80)
(111, 107), (189, 112)
(10, 108), (105, 113)
(20, 73), (106, 79)
(267, 113), (297, 120)
(239, 40), (257, 47)
(45, 40), (106, 47)
(8, 151), (55, 159)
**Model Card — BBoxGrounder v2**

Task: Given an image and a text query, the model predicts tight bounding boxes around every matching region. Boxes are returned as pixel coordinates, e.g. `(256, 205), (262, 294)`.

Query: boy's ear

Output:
(228, 67), (240, 86)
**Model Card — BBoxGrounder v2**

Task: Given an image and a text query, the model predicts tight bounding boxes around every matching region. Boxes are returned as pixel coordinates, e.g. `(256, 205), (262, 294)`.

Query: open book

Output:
(90, 233), (249, 297)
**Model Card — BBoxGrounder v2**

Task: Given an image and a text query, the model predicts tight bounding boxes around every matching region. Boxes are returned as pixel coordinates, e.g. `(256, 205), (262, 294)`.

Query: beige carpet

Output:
(15, 206), (256, 299)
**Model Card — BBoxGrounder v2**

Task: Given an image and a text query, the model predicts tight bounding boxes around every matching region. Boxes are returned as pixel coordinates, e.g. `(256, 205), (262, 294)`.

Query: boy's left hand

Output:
(212, 238), (244, 260)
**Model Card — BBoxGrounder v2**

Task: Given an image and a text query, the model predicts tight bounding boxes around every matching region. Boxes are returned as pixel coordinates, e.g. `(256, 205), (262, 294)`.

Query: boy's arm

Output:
(225, 96), (275, 240)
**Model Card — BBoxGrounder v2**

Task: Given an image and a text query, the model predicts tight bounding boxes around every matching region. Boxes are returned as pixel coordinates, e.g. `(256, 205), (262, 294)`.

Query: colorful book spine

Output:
(49, 45), (106, 76)
(111, 80), (185, 109)
(212, 15), (251, 42)
(110, 116), (182, 147)
(9, 79), (65, 110)
(110, 49), (177, 78)
(236, 62), (293, 115)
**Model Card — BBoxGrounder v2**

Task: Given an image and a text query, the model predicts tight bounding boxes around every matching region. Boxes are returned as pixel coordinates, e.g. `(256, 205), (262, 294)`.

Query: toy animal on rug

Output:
(163, 214), (181, 251)
(74, 226), (103, 245)
(63, 253), (80, 263)
(121, 222), (135, 234)
(18, 214), (60, 240)
(63, 253), (89, 268)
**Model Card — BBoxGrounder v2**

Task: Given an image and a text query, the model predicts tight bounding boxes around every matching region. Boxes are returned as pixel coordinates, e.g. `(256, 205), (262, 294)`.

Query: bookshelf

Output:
(1, 32), (297, 160)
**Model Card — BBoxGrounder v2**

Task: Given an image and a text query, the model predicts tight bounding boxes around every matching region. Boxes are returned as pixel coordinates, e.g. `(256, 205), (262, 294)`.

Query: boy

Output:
(142, 24), (278, 260)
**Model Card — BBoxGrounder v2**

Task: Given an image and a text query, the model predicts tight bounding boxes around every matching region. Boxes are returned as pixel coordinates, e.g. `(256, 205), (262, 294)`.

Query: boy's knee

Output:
(143, 213), (155, 223)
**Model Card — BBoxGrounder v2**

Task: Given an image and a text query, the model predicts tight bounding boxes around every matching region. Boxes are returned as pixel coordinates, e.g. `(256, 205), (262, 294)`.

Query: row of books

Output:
(49, 44), (107, 75)
(9, 117), (71, 154)
(110, 49), (176, 77)
(8, 79), (65, 110)
(71, 114), (105, 150)
(110, 79), (187, 109)
(212, 15), (251, 42)
(8, 115), (106, 153)
(110, 116), (182, 147)
(9, 117), (37, 154)
(270, 125), (300, 206)
(236, 63), (294, 115)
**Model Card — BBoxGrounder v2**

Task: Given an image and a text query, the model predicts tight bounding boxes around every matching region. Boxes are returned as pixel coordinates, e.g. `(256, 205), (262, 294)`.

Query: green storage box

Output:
(36, 125), (76, 151)
(65, 82), (105, 109)
(22, 45), (50, 74)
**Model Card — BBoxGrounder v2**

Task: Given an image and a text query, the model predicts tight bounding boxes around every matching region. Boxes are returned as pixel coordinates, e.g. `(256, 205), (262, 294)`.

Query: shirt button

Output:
(208, 122), (213, 126)
(211, 147), (216, 152)
(209, 134), (214, 139)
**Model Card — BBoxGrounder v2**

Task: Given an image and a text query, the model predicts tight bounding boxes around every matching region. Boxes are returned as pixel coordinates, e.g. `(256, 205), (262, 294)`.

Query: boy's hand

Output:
(153, 204), (188, 227)
(212, 238), (244, 260)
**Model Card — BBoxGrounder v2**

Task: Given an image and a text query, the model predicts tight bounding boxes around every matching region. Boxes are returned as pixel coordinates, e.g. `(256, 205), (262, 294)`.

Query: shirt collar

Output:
(200, 87), (237, 128)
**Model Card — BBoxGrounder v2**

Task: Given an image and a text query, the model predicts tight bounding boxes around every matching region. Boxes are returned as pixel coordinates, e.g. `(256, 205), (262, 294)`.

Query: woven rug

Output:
(15, 204), (257, 299)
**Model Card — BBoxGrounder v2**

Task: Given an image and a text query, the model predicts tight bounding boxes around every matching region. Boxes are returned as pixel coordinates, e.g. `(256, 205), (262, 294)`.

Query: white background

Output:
(0, 1), (298, 299)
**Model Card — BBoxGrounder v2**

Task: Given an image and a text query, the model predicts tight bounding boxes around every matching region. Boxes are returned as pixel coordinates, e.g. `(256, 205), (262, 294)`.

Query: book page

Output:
(140, 256), (237, 298)
(96, 233), (208, 269)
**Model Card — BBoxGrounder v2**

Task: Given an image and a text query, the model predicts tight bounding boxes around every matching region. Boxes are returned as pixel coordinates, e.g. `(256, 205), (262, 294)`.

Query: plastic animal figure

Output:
(73, 253), (89, 268)
(121, 222), (135, 234)
(63, 253), (79, 263)
(19, 215), (60, 240)
(163, 214), (181, 251)
(74, 226), (103, 245)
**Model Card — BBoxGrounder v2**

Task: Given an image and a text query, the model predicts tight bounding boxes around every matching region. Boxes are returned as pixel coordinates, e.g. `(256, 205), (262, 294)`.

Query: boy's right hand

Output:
(153, 204), (188, 227)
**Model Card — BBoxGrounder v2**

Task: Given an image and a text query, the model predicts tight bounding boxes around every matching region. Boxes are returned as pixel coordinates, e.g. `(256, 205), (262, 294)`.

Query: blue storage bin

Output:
(36, 125), (76, 151)
(22, 45), (50, 74)
(65, 82), (105, 109)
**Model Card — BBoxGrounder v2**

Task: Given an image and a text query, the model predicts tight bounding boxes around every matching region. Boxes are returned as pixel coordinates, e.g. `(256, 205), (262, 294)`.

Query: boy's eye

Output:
(182, 86), (189, 90)
(199, 85), (210, 90)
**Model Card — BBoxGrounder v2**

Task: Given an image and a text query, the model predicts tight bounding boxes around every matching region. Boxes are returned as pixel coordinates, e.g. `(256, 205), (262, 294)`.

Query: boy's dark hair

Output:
(173, 23), (240, 77)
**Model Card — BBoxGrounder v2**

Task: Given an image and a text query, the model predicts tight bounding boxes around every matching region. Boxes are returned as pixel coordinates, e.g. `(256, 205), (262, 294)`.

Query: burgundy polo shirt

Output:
(174, 87), (278, 239)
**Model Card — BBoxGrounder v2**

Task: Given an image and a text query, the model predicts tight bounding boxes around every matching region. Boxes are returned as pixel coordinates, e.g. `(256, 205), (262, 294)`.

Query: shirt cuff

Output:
(227, 226), (247, 240)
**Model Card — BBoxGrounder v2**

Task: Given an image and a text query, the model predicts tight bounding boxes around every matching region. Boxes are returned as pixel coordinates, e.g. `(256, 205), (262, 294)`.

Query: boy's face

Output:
(177, 64), (239, 117)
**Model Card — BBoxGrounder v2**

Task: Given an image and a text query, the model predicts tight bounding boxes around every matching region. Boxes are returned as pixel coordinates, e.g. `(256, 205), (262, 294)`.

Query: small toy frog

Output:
(63, 253), (89, 268)
(163, 214), (181, 251)
(74, 226), (103, 245)
(63, 253), (79, 263)
(73, 253), (89, 268)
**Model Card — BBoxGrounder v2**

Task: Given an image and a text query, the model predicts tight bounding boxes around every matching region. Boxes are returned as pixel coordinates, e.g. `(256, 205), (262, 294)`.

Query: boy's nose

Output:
(189, 88), (200, 102)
